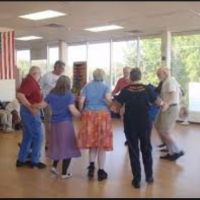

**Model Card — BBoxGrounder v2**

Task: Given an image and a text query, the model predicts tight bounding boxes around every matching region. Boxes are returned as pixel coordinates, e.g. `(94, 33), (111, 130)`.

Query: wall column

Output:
(161, 31), (172, 69)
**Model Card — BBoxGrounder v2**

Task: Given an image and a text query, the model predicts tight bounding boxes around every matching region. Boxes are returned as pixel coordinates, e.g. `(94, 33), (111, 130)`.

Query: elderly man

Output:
(40, 60), (65, 149)
(112, 66), (131, 146)
(113, 68), (164, 189)
(112, 66), (131, 96)
(16, 66), (46, 169)
(155, 67), (184, 161)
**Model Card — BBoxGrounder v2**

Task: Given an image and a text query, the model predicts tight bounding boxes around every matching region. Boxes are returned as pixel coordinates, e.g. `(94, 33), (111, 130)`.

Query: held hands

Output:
(110, 102), (119, 113)
(28, 105), (40, 116)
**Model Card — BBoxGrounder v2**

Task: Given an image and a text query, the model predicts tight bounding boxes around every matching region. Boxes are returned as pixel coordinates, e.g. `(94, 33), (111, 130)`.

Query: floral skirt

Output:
(77, 111), (113, 151)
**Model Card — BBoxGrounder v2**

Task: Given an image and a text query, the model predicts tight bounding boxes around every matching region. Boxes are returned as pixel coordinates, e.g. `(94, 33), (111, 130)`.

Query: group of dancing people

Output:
(16, 60), (184, 189)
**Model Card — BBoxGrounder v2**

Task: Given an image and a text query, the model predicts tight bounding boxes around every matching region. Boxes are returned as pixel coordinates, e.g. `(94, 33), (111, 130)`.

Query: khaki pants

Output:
(0, 110), (12, 129)
(43, 105), (52, 146)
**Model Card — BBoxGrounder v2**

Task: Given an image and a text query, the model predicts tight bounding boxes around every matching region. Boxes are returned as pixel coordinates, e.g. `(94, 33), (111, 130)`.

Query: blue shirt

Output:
(147, 84), (160, 122)
(45, 91), (75, 123)
(81, 81), (110, 111)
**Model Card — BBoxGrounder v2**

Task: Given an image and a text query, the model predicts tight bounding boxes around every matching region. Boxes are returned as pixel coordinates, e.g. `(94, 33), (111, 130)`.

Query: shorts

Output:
(155, 105), (179, 132)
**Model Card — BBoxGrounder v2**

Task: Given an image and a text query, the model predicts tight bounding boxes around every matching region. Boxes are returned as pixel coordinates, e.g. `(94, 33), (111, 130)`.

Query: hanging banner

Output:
(72, 61), (87, 98)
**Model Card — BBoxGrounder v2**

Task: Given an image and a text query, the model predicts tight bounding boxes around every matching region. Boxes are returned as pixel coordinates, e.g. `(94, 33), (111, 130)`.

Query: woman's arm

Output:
(105, 93), (113, 108)
(69, 104), (81, 118)
(79, 96), (86, 112)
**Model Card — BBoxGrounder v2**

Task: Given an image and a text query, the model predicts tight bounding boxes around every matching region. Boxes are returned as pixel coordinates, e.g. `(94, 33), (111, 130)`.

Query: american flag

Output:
(0, 31), (15, 80)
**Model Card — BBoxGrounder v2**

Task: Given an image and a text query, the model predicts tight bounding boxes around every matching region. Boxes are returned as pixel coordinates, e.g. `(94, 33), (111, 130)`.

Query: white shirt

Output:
(161, 76), (181, 104)
(5, 99), (20, 113)
(40, 72), (60, 98)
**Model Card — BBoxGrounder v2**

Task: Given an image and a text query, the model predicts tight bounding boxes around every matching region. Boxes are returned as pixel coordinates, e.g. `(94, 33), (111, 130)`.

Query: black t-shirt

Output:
(115, 84), (157, 132)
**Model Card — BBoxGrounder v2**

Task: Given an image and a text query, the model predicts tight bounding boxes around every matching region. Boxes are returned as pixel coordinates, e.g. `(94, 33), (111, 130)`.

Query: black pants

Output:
(125, 127), (153, 182)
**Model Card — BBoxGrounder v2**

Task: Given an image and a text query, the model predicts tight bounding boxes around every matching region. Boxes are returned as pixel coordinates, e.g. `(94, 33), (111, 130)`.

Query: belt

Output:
(169, 103), (178, 107)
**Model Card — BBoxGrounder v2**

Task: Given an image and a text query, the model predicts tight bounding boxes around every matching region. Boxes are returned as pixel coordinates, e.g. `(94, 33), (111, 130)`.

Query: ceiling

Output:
(1, 1), (200, 49)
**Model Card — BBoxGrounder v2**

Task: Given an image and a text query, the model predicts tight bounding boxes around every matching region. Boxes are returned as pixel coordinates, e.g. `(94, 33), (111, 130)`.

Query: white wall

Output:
(0, 27), (16, 102)
(0, 80), (16, 101)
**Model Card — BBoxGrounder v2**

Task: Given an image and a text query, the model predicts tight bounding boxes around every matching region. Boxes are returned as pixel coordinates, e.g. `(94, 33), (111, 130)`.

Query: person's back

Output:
(83, 81), (110, 111)
(45, 75), (81, 179)
(120, 84), (156, 132)
(114, 68), (159, 189)
(45, 91), (74, 123)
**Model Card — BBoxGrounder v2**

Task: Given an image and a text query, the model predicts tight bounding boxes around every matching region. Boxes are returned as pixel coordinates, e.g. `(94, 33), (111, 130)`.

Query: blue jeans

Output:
(18, 106), (43, 164)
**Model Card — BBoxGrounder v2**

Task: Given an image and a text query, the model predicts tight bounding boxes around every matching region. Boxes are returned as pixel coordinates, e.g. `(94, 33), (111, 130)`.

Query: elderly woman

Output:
(78, 68), (113, 181)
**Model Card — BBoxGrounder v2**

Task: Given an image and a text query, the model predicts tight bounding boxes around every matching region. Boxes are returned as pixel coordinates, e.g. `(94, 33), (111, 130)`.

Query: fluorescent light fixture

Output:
(85, 25), (124, 32)
(19, 10), (66, 20)
(15, 36), (43, 41)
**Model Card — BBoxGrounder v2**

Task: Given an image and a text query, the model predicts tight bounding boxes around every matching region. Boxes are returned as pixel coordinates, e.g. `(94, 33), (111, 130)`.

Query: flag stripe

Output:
(12, 32), (15, 79)
(8, 32), (12, 79)
(0, 31), (15, 80)
(0, 33), (2, 78)
(4, 33), (8, 79)
(1, 34), (5, 79)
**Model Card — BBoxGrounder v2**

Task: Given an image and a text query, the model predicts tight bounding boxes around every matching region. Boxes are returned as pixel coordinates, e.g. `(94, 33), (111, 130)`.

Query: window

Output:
(172, 34), (200, 106)
(16, 50), (31, 78)
(88, 43), (110, 86)
(48, 46), (59, 71)
(112, 40), (137, 90)
(139, 38), (161, 85)
(67, 45), (87, 80)
(31, 60), (47, 76)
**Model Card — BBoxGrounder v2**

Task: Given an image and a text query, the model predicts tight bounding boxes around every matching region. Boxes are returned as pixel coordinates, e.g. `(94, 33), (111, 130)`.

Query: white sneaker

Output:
(51, 167), (59, 176)
(5, 128), (14, 133)
(61, 173), (73, 179)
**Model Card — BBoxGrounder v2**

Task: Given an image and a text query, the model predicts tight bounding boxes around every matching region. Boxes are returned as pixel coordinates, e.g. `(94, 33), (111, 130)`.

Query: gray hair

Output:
(54, 60), (65, 69)
(130, 68), (142, 82)
(123, 66), (131, 71)
(93, 68), (106, 81)
(157, 66), (171, 76)
(29, 66), (40, 75)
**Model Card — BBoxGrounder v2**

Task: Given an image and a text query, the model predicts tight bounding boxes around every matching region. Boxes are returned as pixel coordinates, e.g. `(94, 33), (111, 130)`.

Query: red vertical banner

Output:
(72, 61), (87, 99)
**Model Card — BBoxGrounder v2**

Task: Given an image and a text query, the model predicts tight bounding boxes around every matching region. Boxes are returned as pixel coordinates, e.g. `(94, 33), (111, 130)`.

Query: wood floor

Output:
(0, 120), (199, 198)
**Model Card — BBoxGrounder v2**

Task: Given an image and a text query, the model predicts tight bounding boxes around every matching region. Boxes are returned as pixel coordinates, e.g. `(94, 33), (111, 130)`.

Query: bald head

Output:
(157, 66), (170, 81)
(123, 66), (131, 79)
(29, 66), (41, 82)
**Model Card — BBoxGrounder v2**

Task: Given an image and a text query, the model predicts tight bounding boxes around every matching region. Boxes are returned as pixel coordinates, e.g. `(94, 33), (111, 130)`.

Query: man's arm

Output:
(161, 92), (176, 112)
(165, 92), (176, 105)
(112, 79), (121, 96)
(111, 90), (126, 113)
(17, 93), (38, 115)
(17, 93), (31, 108)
